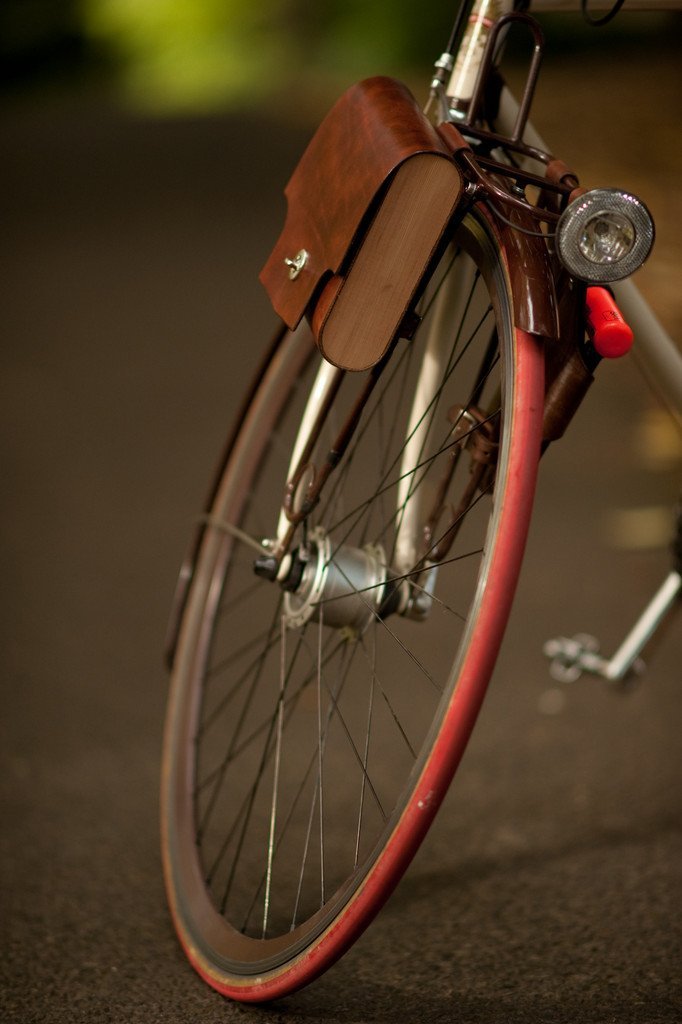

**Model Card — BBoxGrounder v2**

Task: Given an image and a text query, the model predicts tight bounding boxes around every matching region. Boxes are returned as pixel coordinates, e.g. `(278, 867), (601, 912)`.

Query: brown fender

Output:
(491, 210), (558, 342)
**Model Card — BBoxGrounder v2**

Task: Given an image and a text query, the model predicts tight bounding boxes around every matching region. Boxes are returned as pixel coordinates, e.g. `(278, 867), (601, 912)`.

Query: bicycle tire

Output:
(161, 205), (545, 1001)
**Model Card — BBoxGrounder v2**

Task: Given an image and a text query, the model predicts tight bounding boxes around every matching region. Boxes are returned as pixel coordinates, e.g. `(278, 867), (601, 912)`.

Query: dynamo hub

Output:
(279, 527), (388, 632)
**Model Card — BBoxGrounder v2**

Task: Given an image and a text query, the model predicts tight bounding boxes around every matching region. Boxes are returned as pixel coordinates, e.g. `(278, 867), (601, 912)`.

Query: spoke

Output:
(389, 274), (485, 563)
(328, 555), (441, 694)
(371, 399), (389, 548)
(316, 608), (325, 908)
(262, 615), (287, 937)
(203, 625), (277, 697)
(386, 340), (499, 568)
(196, 634), (345, 796)
(216, 577), (264, 620)
(326, 248), (464, 552)
(240, 735), (319, 935)
(313, 546), (484, 621)
(359, 339), (417, 547)
(214, 626), (304, 911)
(291, 638), (359, 928)
(378, 400), (500, 558)
(370, 278), (487, 543)
(292, 774), (320, 930)
(197, 599), (283, 840)
(205, 633), (348, 912)
(317, 337), (414, 530)
(325, 406), (494, 547)
(358, 636), (417, 760)
(416, 244), (463, 321)
(355, 633), (376, 867)
(239, 642), (358, 934)
(295, 627), (389, 815)
(326, 295), (491, 551)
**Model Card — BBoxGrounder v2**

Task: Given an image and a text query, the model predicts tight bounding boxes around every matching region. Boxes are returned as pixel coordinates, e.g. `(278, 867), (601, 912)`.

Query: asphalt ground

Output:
(1, 50), (681, 1024)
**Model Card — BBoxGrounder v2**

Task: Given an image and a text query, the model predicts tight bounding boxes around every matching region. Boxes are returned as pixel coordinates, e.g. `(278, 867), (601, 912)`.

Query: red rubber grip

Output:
(585, 286), (634, 358)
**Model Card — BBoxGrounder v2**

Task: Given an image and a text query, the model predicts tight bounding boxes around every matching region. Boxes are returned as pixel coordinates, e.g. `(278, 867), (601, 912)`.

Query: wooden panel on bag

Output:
(315, 153), (463, 370)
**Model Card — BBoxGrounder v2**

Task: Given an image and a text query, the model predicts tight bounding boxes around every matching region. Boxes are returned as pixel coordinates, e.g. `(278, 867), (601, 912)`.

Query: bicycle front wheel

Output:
(161, 207), (545, 1001)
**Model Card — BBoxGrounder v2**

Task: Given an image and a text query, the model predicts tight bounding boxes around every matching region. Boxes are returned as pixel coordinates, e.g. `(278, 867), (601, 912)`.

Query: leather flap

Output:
(259, 77), (455, 328)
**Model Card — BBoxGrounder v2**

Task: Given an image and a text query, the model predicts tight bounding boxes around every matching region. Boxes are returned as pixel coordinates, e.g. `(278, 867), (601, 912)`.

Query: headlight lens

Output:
(579, 210), (634, 265)
(556, 188), (654, 283)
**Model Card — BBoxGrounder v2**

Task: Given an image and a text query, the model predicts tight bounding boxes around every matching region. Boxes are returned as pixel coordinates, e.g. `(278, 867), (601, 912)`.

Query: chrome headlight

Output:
(556, 188), (654, 283)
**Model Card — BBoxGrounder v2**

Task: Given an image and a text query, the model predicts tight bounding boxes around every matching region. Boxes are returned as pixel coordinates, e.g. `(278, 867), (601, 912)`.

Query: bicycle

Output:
(160, 0), (681, 1002)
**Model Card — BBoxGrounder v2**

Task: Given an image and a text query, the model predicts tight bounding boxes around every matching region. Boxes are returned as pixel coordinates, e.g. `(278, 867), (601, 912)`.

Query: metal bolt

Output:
(284, 249), (309, 280)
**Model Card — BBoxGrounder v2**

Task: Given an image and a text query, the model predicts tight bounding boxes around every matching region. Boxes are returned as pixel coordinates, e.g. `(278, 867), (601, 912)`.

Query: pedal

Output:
(543, 633), (644, 685)
(544, 570), (681, 685)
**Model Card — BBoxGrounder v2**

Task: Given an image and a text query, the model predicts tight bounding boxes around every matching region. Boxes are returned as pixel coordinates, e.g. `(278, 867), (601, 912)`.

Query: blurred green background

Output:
(1, 0), (679, 114)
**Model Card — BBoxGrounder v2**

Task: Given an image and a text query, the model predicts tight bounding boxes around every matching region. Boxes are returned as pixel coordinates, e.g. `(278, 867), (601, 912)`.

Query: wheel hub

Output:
(281, 527), (388, 632)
